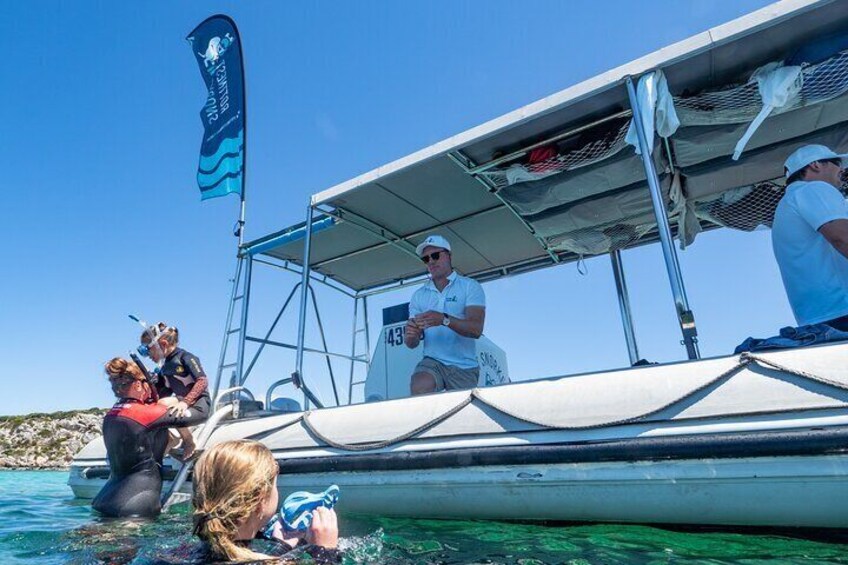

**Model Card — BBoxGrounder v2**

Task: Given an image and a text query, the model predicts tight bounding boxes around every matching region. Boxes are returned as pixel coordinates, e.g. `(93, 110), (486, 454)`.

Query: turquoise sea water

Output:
(2, 470), (848, 564)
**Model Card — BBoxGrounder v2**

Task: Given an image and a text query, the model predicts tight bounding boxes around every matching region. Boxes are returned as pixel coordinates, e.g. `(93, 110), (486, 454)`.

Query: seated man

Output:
(772, 144), (848, 329)
(404, 235), (485, 395)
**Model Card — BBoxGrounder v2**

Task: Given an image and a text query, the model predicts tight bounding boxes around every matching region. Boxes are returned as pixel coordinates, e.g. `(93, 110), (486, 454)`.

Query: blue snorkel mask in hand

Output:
(261, 485), (340, 540)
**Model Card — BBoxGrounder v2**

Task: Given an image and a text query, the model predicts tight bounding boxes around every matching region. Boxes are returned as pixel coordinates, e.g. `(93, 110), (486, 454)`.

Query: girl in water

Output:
(192, 440), (340, 563)
(140, 323), (210, 460)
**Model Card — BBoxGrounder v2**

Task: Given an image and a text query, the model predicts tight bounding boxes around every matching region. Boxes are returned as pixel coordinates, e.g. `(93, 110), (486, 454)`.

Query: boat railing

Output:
(214, 385), (255, 410)
(161, 398), (237, 512)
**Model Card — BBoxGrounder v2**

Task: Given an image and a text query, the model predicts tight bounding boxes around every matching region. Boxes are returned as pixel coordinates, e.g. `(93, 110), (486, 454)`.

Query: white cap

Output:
(784, 144), (848, 178)
(415, 234), (451, 256)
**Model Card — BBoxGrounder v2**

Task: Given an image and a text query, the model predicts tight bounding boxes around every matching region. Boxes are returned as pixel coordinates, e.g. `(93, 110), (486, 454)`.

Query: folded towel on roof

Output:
(734, 323), (848, 354)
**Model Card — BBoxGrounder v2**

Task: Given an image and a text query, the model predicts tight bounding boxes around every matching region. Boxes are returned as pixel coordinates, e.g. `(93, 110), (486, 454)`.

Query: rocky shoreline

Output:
(0, 408), (105, 470)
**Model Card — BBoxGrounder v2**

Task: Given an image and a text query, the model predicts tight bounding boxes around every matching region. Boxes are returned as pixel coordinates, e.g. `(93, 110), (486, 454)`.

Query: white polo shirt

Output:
(409, 271), (486, 369)
(772, 179), (848, 325)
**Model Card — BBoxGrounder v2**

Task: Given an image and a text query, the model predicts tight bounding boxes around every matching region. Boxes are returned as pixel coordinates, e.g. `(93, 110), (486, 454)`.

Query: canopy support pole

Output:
(363, 295), (372, 372)
(295, 204), (315, 408)
(625, 75), (699, 360)
(610, 249), (640, 365)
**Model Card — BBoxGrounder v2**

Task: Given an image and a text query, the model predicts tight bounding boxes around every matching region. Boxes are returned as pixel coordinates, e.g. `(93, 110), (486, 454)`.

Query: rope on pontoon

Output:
(301, 394), (475, 452)
(246, 413), (306, 442)
(293, 352), (848, 452)
(475, 352), (848, 431)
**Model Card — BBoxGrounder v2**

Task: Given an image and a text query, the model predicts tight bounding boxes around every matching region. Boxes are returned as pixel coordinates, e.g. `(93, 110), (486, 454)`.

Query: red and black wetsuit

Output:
(92, 398), (207, 518)
(158, 348), (212, 416)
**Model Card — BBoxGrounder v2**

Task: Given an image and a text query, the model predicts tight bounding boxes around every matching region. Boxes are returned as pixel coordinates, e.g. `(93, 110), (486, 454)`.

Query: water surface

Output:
(1, 471), (846, 564)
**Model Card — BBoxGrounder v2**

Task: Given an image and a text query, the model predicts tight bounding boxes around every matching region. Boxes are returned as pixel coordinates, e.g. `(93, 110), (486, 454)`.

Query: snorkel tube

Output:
(128, 314), (163, 401)
(129, 352), (159, 402)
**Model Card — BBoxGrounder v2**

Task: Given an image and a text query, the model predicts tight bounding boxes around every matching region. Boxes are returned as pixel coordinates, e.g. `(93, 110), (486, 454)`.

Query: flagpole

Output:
(237, 198), (246, 247)
(232, 15), (247, 248)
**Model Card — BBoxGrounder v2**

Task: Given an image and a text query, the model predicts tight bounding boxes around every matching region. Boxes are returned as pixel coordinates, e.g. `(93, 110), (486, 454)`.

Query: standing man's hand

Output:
(404, 319), (420, 339)
(404, 318), (422, 348)
(415, 311), (446, 329)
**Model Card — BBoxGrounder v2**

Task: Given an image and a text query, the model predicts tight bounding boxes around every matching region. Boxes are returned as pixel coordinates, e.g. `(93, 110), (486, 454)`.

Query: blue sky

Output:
(0, 0), (789, 416)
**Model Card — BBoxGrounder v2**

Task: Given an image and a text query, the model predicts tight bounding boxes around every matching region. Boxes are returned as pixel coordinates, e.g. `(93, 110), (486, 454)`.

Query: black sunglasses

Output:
(421, 251), (446, 264)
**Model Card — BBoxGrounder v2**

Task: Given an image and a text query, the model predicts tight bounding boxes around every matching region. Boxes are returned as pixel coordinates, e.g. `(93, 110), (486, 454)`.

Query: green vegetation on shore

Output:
(0, 408), (105, 469)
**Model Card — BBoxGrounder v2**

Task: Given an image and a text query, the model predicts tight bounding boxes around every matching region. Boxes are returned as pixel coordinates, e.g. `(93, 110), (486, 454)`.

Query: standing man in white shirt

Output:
(404, 235), (486, 395)
(772, 144), (848, 329)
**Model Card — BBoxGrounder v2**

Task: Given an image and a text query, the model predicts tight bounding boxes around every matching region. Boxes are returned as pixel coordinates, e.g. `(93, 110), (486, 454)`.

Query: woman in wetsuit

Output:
(189, 440), (341, 563)
(140, 323), (210, 460)
(92, 358), (207, 518)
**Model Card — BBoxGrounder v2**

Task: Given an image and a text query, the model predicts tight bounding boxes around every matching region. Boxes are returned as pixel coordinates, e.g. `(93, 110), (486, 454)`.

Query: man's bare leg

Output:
(410, 372), (438, 396)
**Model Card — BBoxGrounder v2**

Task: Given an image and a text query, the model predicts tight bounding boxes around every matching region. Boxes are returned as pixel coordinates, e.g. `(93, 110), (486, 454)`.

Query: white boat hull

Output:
(281, 455), (848, 527)
(69, 451), (848, 527)
(69, 344), (848, 527)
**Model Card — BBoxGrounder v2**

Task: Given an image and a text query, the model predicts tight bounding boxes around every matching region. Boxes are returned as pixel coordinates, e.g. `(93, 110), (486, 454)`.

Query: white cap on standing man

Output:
(784, 144), (848, 178)
(415, 234), (451, 257)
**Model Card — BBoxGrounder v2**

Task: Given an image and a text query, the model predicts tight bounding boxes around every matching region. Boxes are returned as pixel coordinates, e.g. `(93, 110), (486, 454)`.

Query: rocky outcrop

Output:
(0, 408), (105, 469)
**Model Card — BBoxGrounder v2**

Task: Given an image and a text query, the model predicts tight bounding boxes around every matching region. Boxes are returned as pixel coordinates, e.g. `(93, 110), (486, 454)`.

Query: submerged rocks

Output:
(0, 409), (105, 469)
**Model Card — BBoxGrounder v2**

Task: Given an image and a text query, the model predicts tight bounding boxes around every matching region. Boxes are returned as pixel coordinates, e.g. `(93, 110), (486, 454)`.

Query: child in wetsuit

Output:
(140, 323), (210, 460)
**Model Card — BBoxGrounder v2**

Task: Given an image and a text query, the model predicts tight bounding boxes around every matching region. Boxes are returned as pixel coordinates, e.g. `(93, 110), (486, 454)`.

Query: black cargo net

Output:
(473, 48), (848, 258)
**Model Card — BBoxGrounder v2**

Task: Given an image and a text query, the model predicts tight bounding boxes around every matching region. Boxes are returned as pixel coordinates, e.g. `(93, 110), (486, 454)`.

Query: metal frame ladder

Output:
(213, 254), (252, 398)
(347, 295), (372, 404)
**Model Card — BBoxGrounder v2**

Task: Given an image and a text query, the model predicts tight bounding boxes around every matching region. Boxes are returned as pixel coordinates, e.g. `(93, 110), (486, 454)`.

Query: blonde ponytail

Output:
(192, 440), (279, 562)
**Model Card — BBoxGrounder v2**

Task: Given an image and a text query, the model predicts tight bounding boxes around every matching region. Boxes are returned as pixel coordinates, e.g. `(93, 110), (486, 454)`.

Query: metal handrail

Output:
(265, 377), (294, 411)
(215, 385), (255, 410)
(161, 401), (236, 511)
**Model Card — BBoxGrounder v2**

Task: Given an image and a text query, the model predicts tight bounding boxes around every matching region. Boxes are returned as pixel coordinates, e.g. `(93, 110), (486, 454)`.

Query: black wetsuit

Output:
(92, 398), (206, 518)
(158, 348), (212, 415)
(150, 540), (342, 564)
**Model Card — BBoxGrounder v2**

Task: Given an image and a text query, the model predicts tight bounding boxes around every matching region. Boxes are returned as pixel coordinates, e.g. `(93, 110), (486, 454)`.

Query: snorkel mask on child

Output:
(129, 315), (171, 364)
(136, 340), (158, 359)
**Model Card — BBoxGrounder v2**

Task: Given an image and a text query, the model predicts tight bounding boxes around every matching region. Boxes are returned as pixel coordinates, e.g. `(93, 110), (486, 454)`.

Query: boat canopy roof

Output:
(245, 0), (848, 293)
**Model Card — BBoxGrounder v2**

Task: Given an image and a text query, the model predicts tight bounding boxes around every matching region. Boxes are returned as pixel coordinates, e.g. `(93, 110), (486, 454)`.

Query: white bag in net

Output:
(732, 62), (803, 160)
(668, 171), (701, 250)
(626, 70), (679, 155)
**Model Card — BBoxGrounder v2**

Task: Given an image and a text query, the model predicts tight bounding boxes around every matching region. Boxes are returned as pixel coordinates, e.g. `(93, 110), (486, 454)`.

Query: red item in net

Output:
(528, 145), (557, 164)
